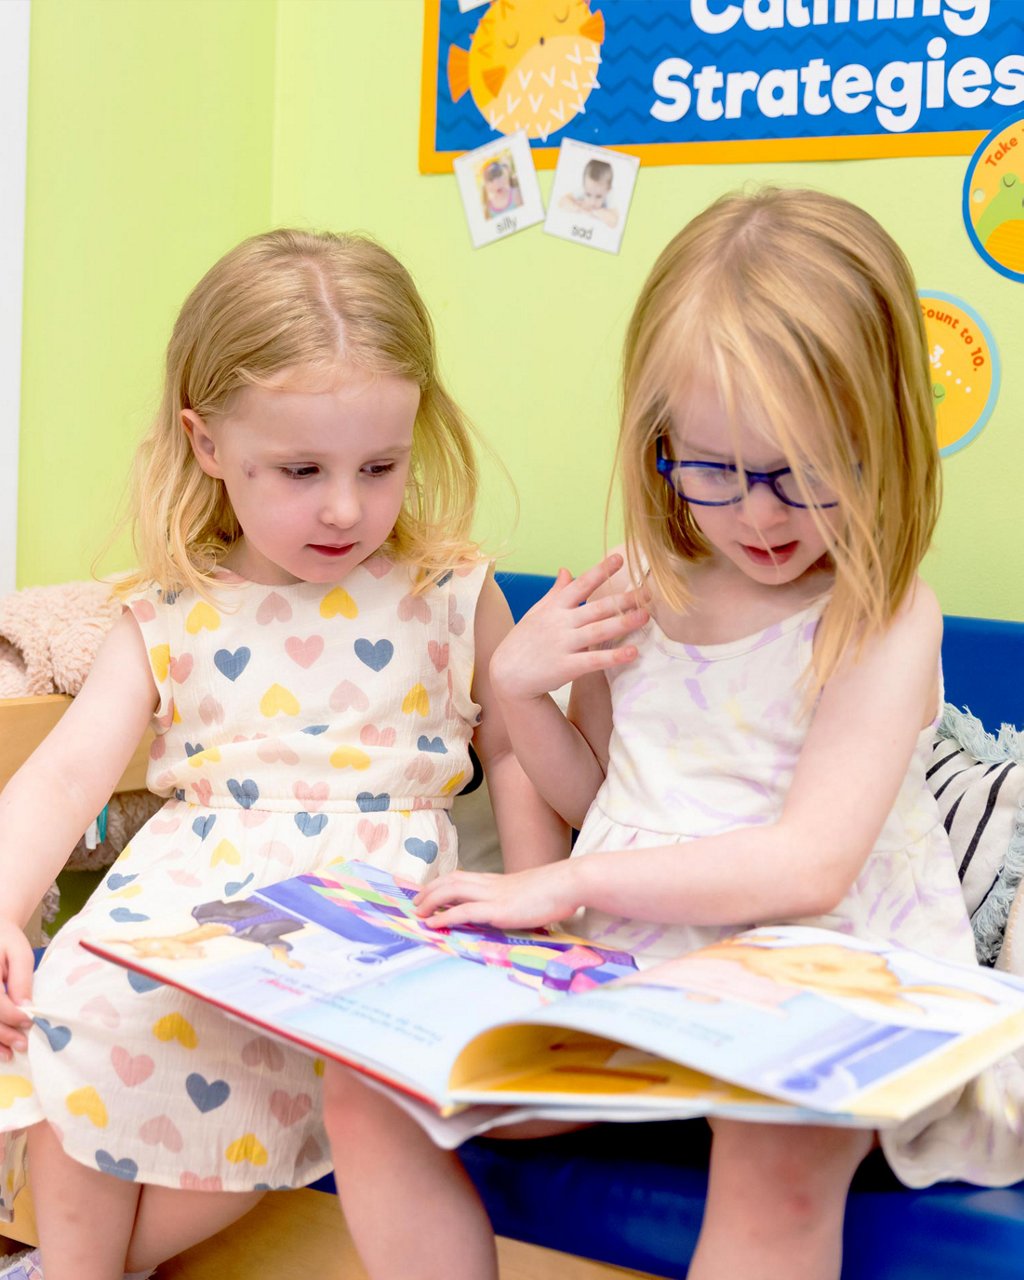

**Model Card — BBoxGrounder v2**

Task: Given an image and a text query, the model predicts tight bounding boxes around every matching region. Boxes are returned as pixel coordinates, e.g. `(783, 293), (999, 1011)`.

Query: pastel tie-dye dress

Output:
(571, 601), (1024, 1188)
(0, 556), (487, 1211)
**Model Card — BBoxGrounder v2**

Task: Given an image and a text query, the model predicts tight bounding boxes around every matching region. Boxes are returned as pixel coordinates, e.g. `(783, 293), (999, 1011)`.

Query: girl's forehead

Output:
(667, 381), (773, 447)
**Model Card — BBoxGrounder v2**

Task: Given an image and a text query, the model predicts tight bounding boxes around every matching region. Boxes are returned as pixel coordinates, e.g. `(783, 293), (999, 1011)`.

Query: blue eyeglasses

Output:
(655, 438), (840, 510)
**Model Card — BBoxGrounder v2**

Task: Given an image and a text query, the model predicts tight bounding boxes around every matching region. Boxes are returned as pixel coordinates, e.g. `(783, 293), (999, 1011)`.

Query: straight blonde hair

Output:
(617, 186), (939, 691)
(119, 229), (479, 598)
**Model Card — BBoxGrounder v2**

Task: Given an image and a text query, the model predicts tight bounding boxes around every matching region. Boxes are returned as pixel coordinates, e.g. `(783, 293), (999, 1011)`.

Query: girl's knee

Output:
(710, 1121), (871, 1211)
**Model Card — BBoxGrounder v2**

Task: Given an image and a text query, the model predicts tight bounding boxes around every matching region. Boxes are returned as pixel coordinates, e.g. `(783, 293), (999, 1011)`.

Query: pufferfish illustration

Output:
(448, 0), (605, 143)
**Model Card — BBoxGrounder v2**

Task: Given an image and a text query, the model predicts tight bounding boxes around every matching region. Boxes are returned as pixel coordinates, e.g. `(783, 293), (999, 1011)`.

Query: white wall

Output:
(0, 0), (30, 596)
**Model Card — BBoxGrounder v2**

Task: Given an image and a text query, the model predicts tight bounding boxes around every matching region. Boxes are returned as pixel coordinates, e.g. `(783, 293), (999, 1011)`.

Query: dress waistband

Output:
(166, 792), (456, 814)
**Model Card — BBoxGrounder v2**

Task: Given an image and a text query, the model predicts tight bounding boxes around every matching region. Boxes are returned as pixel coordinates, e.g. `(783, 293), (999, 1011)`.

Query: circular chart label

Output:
(919, 291), (999, 457)
(963, 110), (1024, 282)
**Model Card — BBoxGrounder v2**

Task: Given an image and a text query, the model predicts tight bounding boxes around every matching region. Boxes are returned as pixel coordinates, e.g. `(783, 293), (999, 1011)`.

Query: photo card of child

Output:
(453, 132), (544, 249)
(544, 138), (640, 256)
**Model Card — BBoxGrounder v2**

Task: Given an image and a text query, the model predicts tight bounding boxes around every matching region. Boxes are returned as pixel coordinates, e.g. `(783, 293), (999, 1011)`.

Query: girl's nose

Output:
(320, 483), (360, 529)
(738, 481), (788, 529)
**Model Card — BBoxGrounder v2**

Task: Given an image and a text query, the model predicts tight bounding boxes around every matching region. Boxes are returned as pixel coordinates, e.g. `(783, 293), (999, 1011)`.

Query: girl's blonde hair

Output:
(120, 229), (478, 597)
(618, 185), (939, 690)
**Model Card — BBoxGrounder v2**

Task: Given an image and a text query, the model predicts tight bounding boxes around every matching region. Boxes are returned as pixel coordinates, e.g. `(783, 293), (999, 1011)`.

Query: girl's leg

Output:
(323, 1066), (498, 1280)
(124, 1186), (264, 1273)
(27, 1120), (265, 1278)
(27, 1122), (139, 1280)
(688, 1119), (873, 1280)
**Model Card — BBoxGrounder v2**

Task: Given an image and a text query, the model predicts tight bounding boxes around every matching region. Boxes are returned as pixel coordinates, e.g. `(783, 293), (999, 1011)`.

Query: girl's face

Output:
(667, 383), (841, 589)
(184, 369), (419, 585)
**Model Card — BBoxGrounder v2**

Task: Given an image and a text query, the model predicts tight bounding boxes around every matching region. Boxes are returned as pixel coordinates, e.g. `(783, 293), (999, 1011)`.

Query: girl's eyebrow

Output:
(262, 441), (414, 461)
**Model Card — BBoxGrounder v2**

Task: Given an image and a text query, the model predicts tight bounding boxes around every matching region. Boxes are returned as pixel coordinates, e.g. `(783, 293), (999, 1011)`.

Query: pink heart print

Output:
(111, 1047), (155, 1087)
(139, 1114), (184, 1152)
(256, 592), (292, 624)
(180, 1172), (224, 1192)
(285, 635), (325, 668)
(241, 1037), (286, 1071)
(198, 695), (224, 726)
(269, 1090), (313, 1127)
(398, 593), (431, 624)
(357, 819), (388, 854)
(169, 654), (194, 683)
(330, 680), (370, 713)
(293, 781), (329, 812)
(360, 724), (397, 748)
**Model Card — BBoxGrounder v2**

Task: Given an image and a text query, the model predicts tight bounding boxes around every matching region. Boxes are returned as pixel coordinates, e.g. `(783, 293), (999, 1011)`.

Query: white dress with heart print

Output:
(0, 556), (488, 1210)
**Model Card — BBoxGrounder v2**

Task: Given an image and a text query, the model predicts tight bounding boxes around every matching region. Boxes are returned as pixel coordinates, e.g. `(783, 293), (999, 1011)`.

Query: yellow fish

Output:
(448, 0), (604, 142)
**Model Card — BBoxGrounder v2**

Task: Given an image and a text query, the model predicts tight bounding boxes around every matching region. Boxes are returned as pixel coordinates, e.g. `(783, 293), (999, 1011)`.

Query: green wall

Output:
(17, 0), (1024, 620)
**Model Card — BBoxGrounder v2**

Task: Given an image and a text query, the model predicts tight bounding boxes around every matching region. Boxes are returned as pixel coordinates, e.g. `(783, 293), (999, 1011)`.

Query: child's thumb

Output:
(6, 942), (35, 1009)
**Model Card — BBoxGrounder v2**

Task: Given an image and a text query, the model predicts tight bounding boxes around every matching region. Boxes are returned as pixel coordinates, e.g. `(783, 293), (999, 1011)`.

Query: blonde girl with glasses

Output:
(376, 187), (1023, 1280)
(0, 229), (565, 1280)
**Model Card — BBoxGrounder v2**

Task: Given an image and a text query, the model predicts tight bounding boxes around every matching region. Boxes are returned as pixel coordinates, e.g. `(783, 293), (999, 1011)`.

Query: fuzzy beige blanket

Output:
(0, 579), (122, 698)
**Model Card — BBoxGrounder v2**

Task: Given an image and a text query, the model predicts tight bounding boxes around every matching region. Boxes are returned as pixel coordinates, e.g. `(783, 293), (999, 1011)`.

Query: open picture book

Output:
(83, 860), (1024, 1147)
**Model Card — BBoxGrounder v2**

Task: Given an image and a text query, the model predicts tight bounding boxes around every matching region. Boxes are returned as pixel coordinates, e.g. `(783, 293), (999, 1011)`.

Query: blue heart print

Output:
(184, 742), (204, 758)
(354, 638), (394, 672)
(295, 811), (328, 837)
(416, 736), (448, 754)
(192, 814), (217, 840)
(213, 647), (251, 681)
(109, 908), (150, 924)
(106, 872), (137, 891)
(95, 1151), (138, 1181)
(127, 970), (162, 994)
(356, 792), (391, 812)
(225, 873), (255, 897)
(186, 1072), (231, 1113)
(404, 838), (439, 864)
(301, 724), (329, 735)
(227, 778), (259, 810)
(35, 1018), (71, 1052)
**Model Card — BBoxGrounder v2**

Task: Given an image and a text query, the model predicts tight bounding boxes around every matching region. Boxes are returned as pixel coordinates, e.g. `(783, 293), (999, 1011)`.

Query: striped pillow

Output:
(929, 705), (1024, 966)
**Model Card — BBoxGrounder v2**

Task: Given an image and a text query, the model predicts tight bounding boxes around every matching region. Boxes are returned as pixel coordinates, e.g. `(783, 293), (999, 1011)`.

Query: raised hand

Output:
(490, 554), (648, 703)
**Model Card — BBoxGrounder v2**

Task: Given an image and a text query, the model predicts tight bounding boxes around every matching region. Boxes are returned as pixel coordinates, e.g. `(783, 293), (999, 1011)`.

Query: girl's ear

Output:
(181, 409), (223, 479)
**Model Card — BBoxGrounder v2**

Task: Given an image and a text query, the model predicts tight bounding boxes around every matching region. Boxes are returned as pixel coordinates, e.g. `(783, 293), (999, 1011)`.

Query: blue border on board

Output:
(961, 107), (1024, 284)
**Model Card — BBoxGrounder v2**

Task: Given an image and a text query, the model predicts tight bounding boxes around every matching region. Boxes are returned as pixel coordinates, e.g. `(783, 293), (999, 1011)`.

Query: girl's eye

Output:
(503, 31), (519, 48)
(554, 5), (569, 20)
(281, 465), (319, 479)
(363, 462), (396, 478)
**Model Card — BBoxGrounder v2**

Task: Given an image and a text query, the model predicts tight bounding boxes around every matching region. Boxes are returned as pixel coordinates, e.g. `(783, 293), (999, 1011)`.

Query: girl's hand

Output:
(0, 919), (35, 1060)
(414, 862), (579, 932)
(490, 554), (648, 702)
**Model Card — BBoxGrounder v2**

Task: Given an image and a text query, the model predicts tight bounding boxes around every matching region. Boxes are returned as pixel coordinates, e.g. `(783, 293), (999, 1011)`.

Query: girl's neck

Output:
(654, 556), (832, 646)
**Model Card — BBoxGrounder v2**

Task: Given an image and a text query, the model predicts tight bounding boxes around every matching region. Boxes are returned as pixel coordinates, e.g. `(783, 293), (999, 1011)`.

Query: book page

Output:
(450, 927), (1024, 1125)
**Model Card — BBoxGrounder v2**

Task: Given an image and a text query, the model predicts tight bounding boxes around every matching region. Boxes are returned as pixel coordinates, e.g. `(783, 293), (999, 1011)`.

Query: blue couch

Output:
(323, 572), (1024, 1279)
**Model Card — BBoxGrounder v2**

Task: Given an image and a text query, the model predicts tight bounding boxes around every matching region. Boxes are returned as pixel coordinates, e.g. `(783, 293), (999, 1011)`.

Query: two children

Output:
(2, 187), (1019, 1279)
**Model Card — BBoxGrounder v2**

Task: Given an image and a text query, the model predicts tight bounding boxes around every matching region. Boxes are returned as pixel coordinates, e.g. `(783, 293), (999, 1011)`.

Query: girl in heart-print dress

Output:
(0, 229), (564, 1278)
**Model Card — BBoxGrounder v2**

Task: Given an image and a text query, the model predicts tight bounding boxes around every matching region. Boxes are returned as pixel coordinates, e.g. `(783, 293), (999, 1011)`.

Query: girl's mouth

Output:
(310, 544), (354, 558)
(742, 541), (798, 566)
